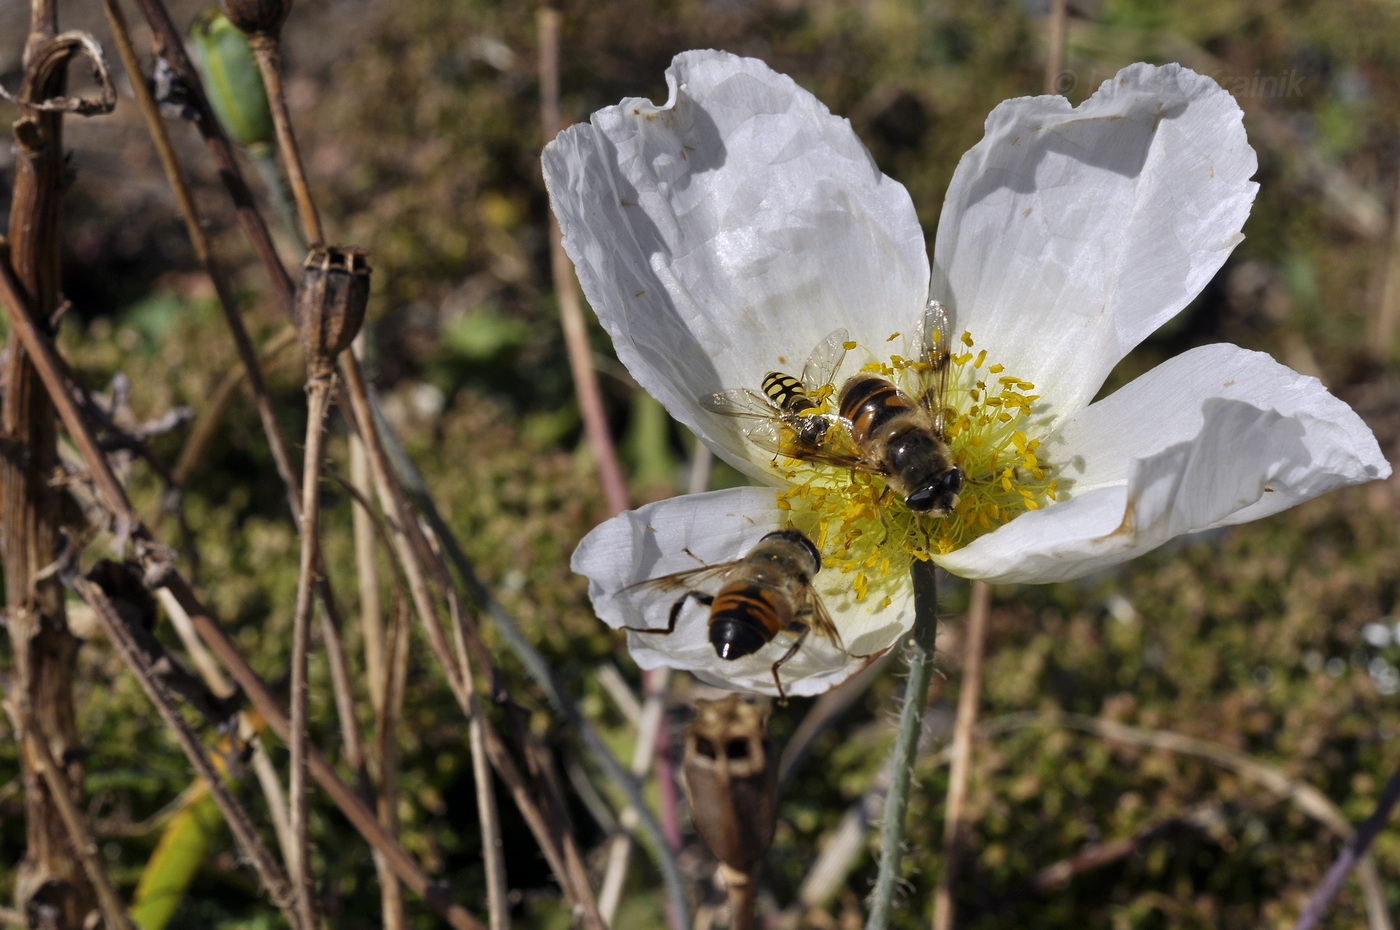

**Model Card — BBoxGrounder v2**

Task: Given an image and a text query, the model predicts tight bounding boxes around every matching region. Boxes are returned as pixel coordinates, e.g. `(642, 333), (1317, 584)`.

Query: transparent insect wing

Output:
(799, 588), (846, 655)
(703, 387), (784, 421)
(910, 299), (953, 435)
(623, 560), (741, 598)
(797, 328), (851, 403)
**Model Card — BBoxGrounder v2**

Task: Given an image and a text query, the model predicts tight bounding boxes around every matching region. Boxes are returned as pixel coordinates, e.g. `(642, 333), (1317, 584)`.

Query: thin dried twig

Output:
(1043, 0), (1068, 92)
(470, 717), (509, 930)
(0, 253), (488, 930)
(287, 377), (334, 928)
(128, 0), (296, 305)
(598, 673), (669, 922)
(169, 326), (298, 488)
(62, 566), (298, 927)
(349, 409), (405, 930)
(1367, 168), (1400, 360)
(515, 715), (608, 930)
(1293, 763), (1400, 930)
(247, 33), (325, 246)
(4, 22), (113, 922)
(385, 421), (692, 927)
(979, 712), (1394, 930)
(12, 713), (134, 930)
(351, 412), (388, 714)
(335, 362), (524, 921)
(778, 654), (891, 791)
(375, 600), (411, 930)
(780, 707), (949, 925)
(932, 580), (990, 930)
(537, 4), (630, 515)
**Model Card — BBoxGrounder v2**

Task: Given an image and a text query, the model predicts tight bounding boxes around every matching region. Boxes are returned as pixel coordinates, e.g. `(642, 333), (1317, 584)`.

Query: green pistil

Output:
(776, 329), (1056, 601)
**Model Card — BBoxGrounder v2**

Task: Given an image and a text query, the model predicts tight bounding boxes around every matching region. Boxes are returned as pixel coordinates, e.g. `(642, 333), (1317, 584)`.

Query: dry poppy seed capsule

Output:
(295, 246), (370, 375)
(218, 0), (292, 35)
(682, 695), (778, 874)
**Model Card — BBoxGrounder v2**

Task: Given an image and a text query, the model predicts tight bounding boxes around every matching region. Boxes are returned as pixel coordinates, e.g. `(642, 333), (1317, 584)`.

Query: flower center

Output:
(774, 329), (1057, 602)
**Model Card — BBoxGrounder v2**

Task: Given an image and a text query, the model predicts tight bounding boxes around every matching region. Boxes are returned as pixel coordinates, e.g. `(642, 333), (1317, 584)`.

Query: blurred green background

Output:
(1, 0), (1398, 927)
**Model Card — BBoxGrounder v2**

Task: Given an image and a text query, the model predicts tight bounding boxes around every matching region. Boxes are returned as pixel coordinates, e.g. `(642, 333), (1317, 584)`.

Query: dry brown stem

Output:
(932, 580), (990, 930)
(0, 251), (488, 930)
(537, 5), (631, 516)
(2, 25), (114, 925)
(248, 33), (326, 246)
(64, 565), (298, 926)
(287, 377), (334, 928)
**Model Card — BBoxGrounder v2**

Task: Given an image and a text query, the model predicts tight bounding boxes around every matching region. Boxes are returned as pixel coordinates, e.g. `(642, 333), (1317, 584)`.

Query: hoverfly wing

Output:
(622, 561), (737, 596)
(911, 299), (954, 436)
(702, 387), (782, 421)
(798, 328), (852, 402)
(798, 586), (846, 654)
(742, 415), (875, 474)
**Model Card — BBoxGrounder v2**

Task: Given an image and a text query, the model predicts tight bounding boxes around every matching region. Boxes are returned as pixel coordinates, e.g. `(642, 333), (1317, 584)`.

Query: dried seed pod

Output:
(294, 246), (370, 376)
(682, 695), (778, 874)
(218, 0), (292, 36)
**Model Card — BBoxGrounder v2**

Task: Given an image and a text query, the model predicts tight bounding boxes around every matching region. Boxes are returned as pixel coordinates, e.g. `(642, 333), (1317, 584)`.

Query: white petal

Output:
(933, 62), (1258, 422)
(572, 487), (910, 697)
(938, 344), (1390, 583)
(544, 50), (929, 480)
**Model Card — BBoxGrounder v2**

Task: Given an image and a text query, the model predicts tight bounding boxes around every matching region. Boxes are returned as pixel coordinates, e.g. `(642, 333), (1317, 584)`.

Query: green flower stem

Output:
(865, 558), (940, 930)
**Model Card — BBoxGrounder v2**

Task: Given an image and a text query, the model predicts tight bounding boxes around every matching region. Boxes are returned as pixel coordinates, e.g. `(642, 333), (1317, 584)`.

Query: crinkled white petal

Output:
(934, 62), (1258, 423)
(572, 487), (910, 697)
(937, 345), (1391, 583)
(543, 49), (929, 481)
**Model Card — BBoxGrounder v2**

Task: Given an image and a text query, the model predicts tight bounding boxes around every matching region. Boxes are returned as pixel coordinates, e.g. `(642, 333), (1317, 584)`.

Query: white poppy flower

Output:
(543, 50), (1391, 697)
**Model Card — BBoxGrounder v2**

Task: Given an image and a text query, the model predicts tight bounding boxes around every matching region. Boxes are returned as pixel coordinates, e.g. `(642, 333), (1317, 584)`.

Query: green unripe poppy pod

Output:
(189, 8), (274, 148)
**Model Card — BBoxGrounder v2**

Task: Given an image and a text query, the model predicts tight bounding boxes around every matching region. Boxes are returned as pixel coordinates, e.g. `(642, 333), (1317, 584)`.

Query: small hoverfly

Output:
(622, 529), (845, 700)
(702, 328), (850, 449)
(704, 302), (964, 516)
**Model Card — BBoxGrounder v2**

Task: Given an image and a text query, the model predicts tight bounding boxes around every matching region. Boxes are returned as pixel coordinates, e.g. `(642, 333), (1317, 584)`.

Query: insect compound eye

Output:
(905, 487), (938, 513)
(944, 468), (964, 496)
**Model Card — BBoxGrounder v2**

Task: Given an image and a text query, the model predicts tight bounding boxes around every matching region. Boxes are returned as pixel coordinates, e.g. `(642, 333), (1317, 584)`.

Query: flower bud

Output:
(682, 695), (778, 874)
(295, 246), (370, 375)
(189, 9), (274, 148)
(217, 0), (292, 35)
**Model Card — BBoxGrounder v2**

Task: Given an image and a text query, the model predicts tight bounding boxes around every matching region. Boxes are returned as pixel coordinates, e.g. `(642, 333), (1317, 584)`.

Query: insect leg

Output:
(768, 626), (811, 703)
(874, 486), (893, 546)
(623, 590), (713, 635)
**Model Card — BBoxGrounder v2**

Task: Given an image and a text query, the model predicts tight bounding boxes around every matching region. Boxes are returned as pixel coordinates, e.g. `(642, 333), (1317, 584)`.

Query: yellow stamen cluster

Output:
(773, 330), (1057, 603)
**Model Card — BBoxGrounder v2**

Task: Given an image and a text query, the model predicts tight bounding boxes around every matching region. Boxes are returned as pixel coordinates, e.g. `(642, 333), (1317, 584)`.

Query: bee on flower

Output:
(543, 51), (1391, 697)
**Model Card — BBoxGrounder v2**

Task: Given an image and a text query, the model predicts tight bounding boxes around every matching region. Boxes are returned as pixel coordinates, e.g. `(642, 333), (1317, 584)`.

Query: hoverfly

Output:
(622, 529), (846, 700)
(702, 328), (850, 450)
(703, 302), (963, 516)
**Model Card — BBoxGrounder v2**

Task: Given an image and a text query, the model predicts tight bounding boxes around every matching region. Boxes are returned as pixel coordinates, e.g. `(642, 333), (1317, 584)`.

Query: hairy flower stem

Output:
(865, 559), (939, 930)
